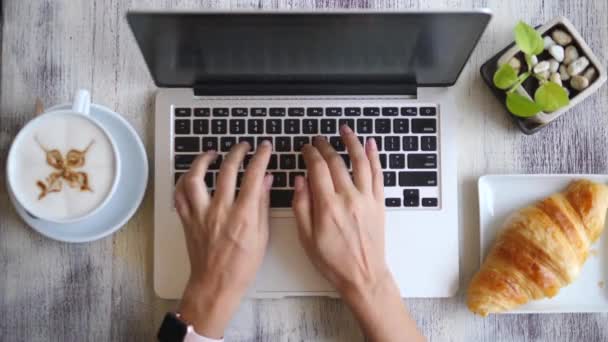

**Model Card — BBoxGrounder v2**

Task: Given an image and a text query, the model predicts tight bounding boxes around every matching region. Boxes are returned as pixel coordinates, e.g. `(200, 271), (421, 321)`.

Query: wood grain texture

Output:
(1, 0), (607, 341)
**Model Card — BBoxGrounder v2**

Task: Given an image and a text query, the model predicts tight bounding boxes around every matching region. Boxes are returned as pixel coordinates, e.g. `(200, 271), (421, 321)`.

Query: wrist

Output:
(178, 279), (243, 339)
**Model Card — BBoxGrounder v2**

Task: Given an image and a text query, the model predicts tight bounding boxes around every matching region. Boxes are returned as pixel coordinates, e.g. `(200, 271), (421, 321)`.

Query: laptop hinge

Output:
(193, 81), (417, 97)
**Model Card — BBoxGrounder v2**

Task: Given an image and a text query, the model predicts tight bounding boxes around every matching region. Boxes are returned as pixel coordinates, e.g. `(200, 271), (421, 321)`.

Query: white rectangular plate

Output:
(478, 174), (608, 313)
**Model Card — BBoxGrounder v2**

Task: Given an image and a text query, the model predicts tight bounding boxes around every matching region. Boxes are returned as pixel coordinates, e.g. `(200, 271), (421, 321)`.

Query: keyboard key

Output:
(243, 154), (254, 169)
(385, 198), (401, 207)
(275, 137), (291, 152)
(321, 119), (336, 134)
(269, 107), (286, 117)
(202, 137), (218, 151)
(270, 190), (294, 208)
(212, 108), (229, 117)
(379, 154), (387, 168)
(422, 198), (438, 207)
(175, 172), (185, 185)
(238, 137), (255, 149)
(268, 154), (278, 169)
(248, 119), (264, 134)
(289, 172), (305, 187)
(251, 108), (267, 117)
(232, 108), (248, 117)
(266, 119), (282, 134)
(229, 119), (246, 134)
(339, 154), (351, 168)
(285, 119), (300, 134)
(174, 119), (190, 134)
(294, 137), (310, 151)
(175, 108), (191, 117)
(307, 107), (323, 116)
(220, 137), (237, 152)
(211, 119), (227, 134)
(326, 107), (342, 116)
(389, 154), (405, 168)
(369, 136), (382, 151)
(298, 154), (306, 169)
(420, 107), (436, 116)
(175, 154), (196, 170)
(421, 136), (437, 151)
(408, 154), (437, 169)
(280, 154), (297, 169)
(175, 137), (199, 152)
(257, 137), (273, 148)
(382, 107), (399, 116)
(205, 173), (214, 188)
(345, 107), (361, 116)
(384, 137), (400, 151)
(194, 108), (210, 117)
(338, 118), (355, 130)
(375, 119), (391, 133)
(288, 108), (305, 116)
(363, 107), (380, 116)
(193, 119), (209, 134)
(209, 155), (223, 170)
(412, 119), (436, 133)
(403, 189), (420, 207)
(383, 171), (396, 186)
(399, 172), (437, 186)
(303, 119), (319, 134)
(394, 119), (409, 133)
(272, 172), (288, 187)
(401, 107), (417, 116)
(356, 119), (373, 134)
(330, 136), (345, 151)
(403, 136), (419, 151)
(358, 136), (364, 145)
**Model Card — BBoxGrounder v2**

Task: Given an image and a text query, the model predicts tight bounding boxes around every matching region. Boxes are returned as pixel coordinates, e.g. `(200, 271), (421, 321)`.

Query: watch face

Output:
(158, 312), (188, 342)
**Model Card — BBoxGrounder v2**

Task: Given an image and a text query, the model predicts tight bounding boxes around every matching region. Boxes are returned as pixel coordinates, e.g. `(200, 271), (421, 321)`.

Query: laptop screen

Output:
(127, 12), (491, 89)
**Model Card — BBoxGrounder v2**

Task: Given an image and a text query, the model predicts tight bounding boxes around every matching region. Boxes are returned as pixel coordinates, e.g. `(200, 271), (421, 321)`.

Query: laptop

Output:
(127, 10), (492, 299)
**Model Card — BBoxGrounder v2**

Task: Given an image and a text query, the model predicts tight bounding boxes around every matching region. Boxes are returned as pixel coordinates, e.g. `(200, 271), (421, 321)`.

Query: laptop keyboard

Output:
(173, 105), (440, 209)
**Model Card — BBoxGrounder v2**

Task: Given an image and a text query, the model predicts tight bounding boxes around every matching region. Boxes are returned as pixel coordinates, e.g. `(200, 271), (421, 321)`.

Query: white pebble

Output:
(549, 72), (562, 86)
(533, 61), (550, 74)
(552, 29), (573, 45)
(548, 45), (565, 62)
(583, 67), (597, 82)
(559, 64), (571, 81)
(537, 70), (550, 80)
(508, 57), (521, 72)
(543, 36), (556, 49)
(563, 45), (579, 65)
(570, 75), (589, 90)
(530, 55), (539, 66)
(549, 59), (560, 73)
(567, 57), (590, 76)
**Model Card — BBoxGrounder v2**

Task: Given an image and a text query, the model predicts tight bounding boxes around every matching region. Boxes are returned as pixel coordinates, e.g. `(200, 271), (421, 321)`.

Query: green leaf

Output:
(506, 92), (543, 117)
(514, 21), (544, 55)
(493, 64), (519, 89)
(534, 82), (570, 112)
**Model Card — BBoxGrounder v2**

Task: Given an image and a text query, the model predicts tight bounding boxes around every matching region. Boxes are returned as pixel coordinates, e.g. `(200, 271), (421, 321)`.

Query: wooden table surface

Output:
(1, 1), (607, 341)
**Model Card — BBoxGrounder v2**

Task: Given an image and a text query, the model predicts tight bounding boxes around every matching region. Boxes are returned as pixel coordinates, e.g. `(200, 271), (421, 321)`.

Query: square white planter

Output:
(497, 16), (606, 125)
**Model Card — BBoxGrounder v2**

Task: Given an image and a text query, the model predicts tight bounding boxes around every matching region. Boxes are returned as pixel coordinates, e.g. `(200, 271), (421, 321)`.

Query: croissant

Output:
(467, 179), (608, 316)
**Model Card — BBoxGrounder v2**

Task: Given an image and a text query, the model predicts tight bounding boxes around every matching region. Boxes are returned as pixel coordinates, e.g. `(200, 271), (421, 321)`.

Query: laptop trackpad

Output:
(251, 218), (335, 296)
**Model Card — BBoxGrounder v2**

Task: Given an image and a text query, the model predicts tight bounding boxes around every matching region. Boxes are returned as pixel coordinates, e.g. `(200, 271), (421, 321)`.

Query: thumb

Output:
(258, 174), (273, 240)
(292, 175), (313, 244)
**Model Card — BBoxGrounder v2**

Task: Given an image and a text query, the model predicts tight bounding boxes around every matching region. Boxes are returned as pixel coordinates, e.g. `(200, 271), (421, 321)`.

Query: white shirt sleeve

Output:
(183, 326), (223, 342)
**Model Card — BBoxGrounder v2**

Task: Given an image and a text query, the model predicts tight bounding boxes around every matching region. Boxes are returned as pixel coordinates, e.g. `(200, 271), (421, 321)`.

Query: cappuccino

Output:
(8, 112), (117, 222)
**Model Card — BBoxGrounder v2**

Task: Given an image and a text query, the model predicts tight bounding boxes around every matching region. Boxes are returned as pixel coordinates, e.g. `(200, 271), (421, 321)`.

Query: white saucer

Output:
(8, 104), (148, 243)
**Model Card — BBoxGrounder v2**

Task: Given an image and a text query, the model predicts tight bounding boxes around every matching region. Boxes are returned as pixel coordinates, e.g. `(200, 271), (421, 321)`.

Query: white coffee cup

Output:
(6, 89), (122, 223)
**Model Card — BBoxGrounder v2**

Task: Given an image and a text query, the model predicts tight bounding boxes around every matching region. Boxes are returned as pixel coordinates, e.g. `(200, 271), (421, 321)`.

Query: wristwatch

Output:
(157, 312), (222, 342)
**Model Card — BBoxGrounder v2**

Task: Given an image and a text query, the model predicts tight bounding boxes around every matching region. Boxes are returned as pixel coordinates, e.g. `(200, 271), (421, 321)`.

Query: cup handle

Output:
(72, 89), (91, 115)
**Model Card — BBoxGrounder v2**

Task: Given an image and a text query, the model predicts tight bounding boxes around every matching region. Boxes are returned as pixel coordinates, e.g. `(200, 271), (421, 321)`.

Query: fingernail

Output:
(294, 176), (303, 191)
(341, 124), (352, 134)
(367, 137), (377, 151)
(261, 139), (271, 147)
(264, 173), (274, 190)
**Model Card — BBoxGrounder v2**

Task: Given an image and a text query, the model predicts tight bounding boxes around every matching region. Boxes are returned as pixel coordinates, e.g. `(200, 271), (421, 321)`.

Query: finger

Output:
(292, 175), (313, 243)
(340, 124), (372, 193)
(365, 137), (384, 201)
(301, 144), (335, 199)
(237, 139), (272, 207)
(182, 151), (217, 211)
(214, 142), (251, 206)
(174, 176), (191, 221)
(257, 174), (273, 241)
(312, 136), (354, 193)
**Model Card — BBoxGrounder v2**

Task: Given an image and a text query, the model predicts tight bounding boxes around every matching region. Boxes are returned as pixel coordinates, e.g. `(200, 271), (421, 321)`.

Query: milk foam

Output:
(9, 113), (116, 221)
